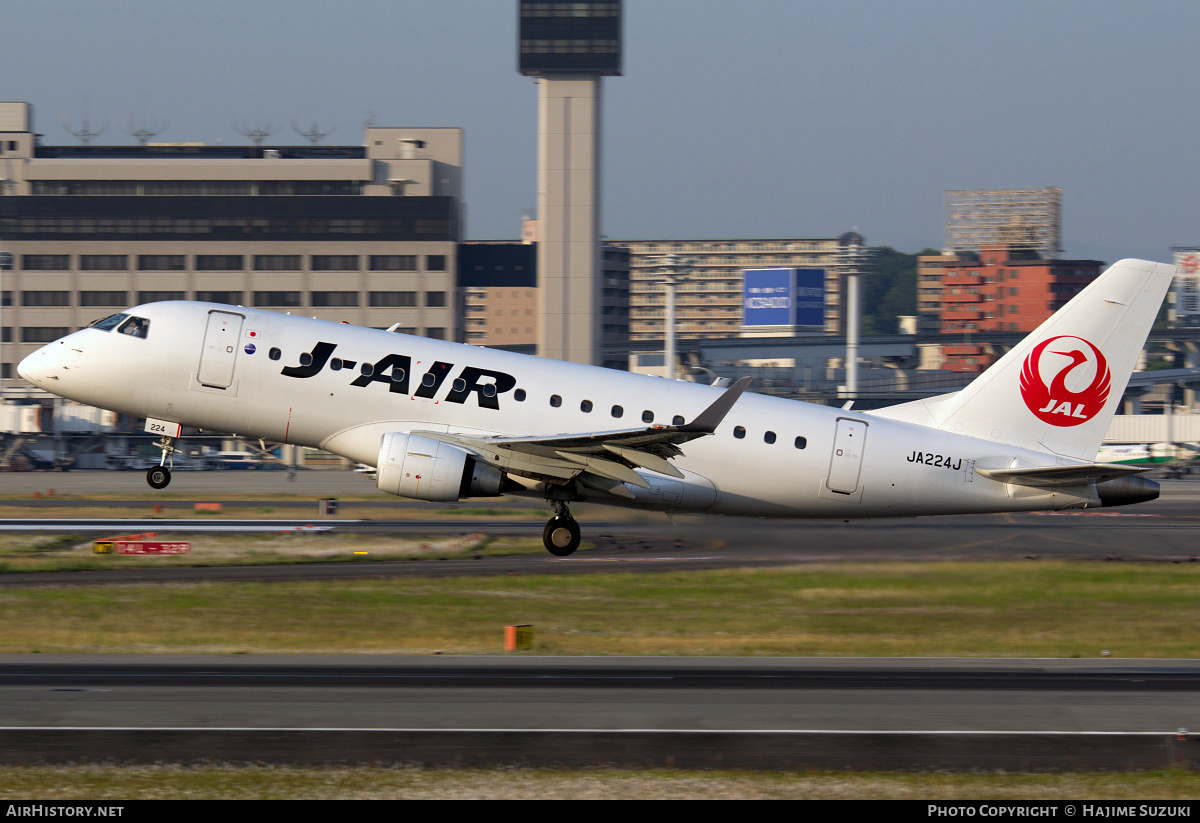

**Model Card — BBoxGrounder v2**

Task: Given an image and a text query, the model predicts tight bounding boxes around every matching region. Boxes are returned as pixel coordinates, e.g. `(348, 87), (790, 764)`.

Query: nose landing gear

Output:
(146, 434), (177, 490)
(542, 499), (581, 557)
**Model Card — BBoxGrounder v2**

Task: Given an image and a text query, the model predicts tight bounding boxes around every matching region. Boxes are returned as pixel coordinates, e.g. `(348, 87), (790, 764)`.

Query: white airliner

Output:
(17, 258), (1174, 556)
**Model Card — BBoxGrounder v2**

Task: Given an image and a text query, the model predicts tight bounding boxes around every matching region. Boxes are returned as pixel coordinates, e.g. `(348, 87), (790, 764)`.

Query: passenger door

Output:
(826, 417), (867, 495)
(196, 310), (244, 389)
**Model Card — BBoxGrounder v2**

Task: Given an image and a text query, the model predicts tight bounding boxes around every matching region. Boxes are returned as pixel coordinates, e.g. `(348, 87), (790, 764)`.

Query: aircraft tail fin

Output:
(875, 259), (1176, 460)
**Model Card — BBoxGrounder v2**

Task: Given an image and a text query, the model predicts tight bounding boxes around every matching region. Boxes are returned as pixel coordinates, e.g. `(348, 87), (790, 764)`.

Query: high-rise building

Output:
(945, 187), (1063, 259)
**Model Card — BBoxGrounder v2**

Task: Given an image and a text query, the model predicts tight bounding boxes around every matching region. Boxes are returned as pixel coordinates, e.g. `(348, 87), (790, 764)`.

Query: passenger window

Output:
(453, 378), (467, 393)
(361, 363), (374, 377)
(611, 405), (624, 418)
(550, 394), (562, 408)
(117, 317), (149, 339)
(672, 415), (684, 426)
(300, 352), (313, 367)
(642, 410), (654, 424)
(733, 426), (746, 439)
(482, 383), (497, 398)
(269, 348), (281, 361)
(330, 358), (342, 370)
(580, 399), (593, 412)
(393, 369), (407, 384)
(422, 373), (436, 387)
(515, 389), (527, 402)
(795, 436), (807, 450)
(764, 431), (777, 444)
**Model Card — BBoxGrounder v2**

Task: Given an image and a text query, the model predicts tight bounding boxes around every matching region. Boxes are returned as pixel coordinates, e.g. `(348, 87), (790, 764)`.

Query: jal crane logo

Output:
(1019, 335), (1111, 427)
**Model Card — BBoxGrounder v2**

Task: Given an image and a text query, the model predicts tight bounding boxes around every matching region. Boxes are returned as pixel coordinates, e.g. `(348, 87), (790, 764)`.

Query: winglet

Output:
(678, 376), (752, 434)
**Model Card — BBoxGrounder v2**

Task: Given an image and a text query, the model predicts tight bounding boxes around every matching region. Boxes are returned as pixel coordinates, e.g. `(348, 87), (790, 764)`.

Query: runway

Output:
(0, 492), (1198, 588)
(2, 655), (1199, 770)
(0, 473), (1196, 769)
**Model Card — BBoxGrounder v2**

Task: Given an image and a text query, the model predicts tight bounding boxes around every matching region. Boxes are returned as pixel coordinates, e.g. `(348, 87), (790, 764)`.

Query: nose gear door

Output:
(197, 310), (245, 389)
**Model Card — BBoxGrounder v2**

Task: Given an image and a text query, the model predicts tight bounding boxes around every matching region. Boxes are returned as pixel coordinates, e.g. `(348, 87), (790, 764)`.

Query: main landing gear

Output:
(146, 434), (177, 490)
(542, 499), (581, 557)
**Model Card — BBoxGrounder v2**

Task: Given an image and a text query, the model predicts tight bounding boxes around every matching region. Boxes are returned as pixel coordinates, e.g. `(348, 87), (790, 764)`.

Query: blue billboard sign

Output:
(743, 268), (825, 327)
(793, 268), (826, 326)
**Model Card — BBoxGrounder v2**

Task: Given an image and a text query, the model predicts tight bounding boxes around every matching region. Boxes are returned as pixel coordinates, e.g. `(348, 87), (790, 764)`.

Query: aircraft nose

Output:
(17, 349), (46, 387)
(17, 344), (63, 388)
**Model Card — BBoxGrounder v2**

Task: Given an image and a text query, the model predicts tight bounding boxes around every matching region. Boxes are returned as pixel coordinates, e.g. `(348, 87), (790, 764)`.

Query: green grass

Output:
(3, 561), (1200, 657)
(4, 559), (1199, 796)
(0, 505), (552, 528)
(0, 532), (551, 575)
(2, 765), (1199, 799)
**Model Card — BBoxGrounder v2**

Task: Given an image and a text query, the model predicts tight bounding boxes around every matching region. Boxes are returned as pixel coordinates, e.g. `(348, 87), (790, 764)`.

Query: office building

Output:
(459, 233), (630, 370)
(0, 102), (463, 381)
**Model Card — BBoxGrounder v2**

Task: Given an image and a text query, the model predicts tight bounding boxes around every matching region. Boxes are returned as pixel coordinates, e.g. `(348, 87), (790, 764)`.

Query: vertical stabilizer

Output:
(875, 259), (1175, 460)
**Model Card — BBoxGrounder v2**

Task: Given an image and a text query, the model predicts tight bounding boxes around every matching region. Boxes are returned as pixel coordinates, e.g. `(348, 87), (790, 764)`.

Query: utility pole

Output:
(0, 248), (9, 400)
(656, 254), (692, 380)
(839, 232), (868, 400)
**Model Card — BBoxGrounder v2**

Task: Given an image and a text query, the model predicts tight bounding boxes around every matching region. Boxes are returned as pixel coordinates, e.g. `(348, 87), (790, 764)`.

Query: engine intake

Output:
(376, 432), (505, 502)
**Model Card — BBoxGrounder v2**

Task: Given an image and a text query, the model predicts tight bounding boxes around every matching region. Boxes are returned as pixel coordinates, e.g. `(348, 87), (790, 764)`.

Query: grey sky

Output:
(5, 0), (1198, 261)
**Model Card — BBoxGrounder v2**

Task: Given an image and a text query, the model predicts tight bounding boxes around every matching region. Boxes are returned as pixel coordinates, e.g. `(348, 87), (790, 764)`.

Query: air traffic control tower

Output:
(519, 1), (622, 365)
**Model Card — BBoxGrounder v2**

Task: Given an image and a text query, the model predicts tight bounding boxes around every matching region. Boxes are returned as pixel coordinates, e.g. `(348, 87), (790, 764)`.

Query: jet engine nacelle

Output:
(1096, 474), (1160, 507)
(376, 432), (505, 502)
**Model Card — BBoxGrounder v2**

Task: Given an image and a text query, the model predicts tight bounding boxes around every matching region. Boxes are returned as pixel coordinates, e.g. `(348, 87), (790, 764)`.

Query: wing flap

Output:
(602, 444), (685, 478)
(555, 450), (652, 488)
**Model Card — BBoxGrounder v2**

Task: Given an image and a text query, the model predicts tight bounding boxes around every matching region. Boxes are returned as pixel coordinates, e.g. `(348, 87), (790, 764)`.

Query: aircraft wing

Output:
(421, 377), (752, 494)
(975, 463), (1147, 488)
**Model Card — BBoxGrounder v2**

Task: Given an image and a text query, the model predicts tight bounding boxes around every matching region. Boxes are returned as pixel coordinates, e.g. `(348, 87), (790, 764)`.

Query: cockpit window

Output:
(89, 313), (129, 332)
(117, 316), (150, 339)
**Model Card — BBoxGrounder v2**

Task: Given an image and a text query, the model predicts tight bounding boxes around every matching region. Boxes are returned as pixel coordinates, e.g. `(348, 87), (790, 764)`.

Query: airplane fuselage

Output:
(20, 301), (1107, 520)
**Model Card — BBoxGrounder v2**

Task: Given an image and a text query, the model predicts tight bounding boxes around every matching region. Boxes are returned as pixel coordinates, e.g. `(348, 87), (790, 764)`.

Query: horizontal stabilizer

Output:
(976, 463), (1146, 488)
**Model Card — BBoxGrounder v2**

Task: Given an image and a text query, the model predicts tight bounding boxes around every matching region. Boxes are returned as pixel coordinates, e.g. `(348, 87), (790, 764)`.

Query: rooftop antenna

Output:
(61, 112), (108, 145)
(126, 114), (169, 146)
(233, 119), (276, 147)
(292, 119), (335, 145)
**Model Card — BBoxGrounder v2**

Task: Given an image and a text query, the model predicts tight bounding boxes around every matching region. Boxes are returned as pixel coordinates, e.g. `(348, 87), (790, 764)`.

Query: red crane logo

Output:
(1019, 335), (1111, 427)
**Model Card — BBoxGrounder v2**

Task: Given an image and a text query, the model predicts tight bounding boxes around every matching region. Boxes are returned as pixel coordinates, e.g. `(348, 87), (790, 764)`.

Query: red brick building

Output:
(940, 245), (1103, 372)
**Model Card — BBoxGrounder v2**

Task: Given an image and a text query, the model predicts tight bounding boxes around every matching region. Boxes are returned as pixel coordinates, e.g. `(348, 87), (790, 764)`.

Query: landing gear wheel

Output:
(146, 466), (171, 490)
(149, 434), (178, 490)
(543, 514), (581, 557)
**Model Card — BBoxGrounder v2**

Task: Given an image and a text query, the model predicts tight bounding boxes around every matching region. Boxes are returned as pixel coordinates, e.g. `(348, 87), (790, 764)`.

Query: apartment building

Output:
(939, 245), (1102, 371)
(613, 238), (844, 341)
